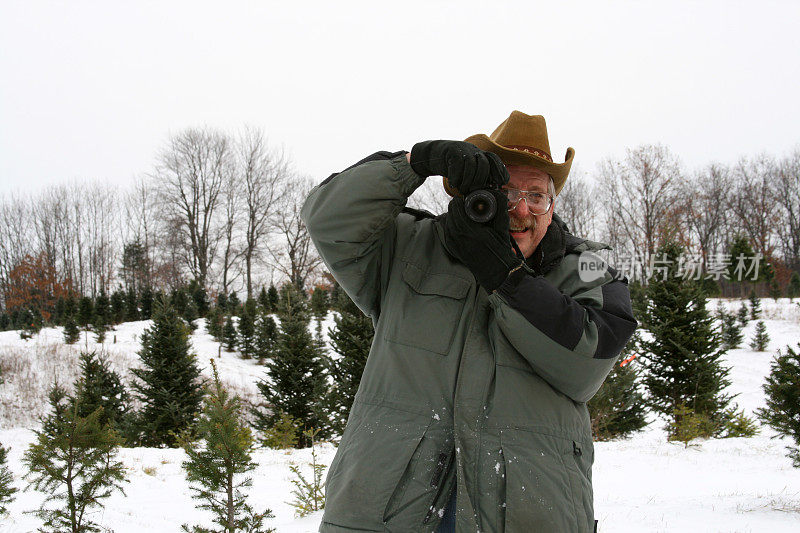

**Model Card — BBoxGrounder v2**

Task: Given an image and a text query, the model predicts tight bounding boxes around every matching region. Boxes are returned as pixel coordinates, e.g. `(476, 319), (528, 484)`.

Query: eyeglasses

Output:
(503, 187), (553, 215)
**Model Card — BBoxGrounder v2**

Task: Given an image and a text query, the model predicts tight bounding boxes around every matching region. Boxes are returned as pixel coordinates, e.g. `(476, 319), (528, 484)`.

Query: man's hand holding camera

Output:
(409, 140), (524, 292)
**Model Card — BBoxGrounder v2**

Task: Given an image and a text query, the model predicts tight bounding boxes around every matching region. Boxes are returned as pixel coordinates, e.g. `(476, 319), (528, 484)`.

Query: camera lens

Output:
(464, 190), (497, 223)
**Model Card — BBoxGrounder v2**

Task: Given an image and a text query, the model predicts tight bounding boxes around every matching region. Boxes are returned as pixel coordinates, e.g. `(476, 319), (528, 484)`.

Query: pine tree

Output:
(228, 292), (241, 315)
(184, 298), (199, 332)
(110, 290), (126, 324)
(130, 300), (205, 447)
(258, 287), (270, 313)
(750, 321), (770, 351)
(254, 312), (278, 364)
(217, 293), (228, 313)
(189, 280), (209, 318)
(205, 306), (224, 341)
(267, 284), (278, 313)
(53, 296), (67, 326)
(720, 311), (744, 350)
(748, 288), (762, 320)
(769, 277), (782, 302)
(94, 289), (111, 328)
(255, 283), (329, 447)
(244, 297), (257, 317)
(756, 343), (800, 466)
(310, 287), (328, 323)
(727, 235), (757, 296)
(0, 443), (16, 515)
(288, 428), (326, 517)
(125, 287), (139, 321)
(0, 312), (10, 331)
(238, 309), (256, 359)
(640, 242), (733, 437)
(181, 360), (275, 533)
(73, 351), (129, 431)
(222, 316), (238, 352)
(63, 316), (80, 344)
(139, 287), (154, 319)
(171, 288), (190, 317)
(588, 334), (648, 441)
(326, 291), (374, 435)
(736, 301), (749, 327)
(77, 296), (93, 331)
(788, 272), (800, 302)
(22, 385), (127, 532)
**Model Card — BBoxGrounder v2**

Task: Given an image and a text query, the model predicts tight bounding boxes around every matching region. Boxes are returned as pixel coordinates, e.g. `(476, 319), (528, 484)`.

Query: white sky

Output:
(2, 0), (799, 193)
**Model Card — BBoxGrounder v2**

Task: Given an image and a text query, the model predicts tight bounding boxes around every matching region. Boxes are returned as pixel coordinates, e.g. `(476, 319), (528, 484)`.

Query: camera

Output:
(464, 189), (497, 223)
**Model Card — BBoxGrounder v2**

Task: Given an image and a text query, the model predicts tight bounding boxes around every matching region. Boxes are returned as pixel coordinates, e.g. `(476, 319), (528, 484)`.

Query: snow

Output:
(2, 301), (800, 531)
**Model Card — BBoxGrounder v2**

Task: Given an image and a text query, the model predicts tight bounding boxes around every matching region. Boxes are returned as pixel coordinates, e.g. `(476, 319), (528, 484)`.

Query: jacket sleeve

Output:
(301, 153), (425, 321)
(487, 256), (638, 403)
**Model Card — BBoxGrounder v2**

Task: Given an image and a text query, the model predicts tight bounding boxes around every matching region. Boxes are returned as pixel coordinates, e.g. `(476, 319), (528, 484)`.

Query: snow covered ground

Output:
(1, 300), (799, 532)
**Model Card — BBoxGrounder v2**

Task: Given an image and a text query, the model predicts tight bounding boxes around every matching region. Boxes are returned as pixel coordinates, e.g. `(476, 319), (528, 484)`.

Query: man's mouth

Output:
(509, 228), (529, 235)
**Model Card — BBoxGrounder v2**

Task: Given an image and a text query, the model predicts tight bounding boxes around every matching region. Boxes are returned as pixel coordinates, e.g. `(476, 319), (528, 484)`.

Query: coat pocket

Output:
(322, 405), (434, 531)
(383, 262), (469, 355)
(499, 429), (594, 533)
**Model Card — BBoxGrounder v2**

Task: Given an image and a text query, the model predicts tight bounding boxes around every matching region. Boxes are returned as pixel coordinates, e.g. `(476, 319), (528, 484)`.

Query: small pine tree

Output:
(53, 296), (66, 326)
(0, 443), (16, 515)
(110, 290), (126, 324)
(63, 316), (80, 344)
(769, 277), (782, 302)
(267, 284), (279, 313)
(788, 271), (800, 302)
(588, 335), (648, 441)
(222, 316), (238, 352)
(94, 289), (111, 328)
(238, 309), (256, 359)
(668, 403), (712, 448)
(720, 312), (744, 350)
(205, 306), (224, 341)
(189, 280), (209, 318)
(0, 312), (10, 331)
(19, 308), (40, 340)
(139, 287), (154, 320)
(310, 288), (328, 323)
(22, 386), (127, 532)
(750, 321), (770, 351)
(254, 313), (278, 364)
(125, 287), (139, 321)
(736, 302), (749, 327)
(260, 411), (300, 449)
(258, 287), (270, 313)
(130, 300), (205, 447)
(748, 288), (762, 320)
(228, 292), (241, 315)
(244, 297), (257, 317)
(325, 292), (374, 435)
(73, 351), (130, 431)
(183, 298), (199, 332)
(288, 427), (326, 518)
(171, 288), (190, 317)
(719, 405), (760, 438)
(216, 293), (228, 313)
(77, 296), (94, 330)
(254, 283), (329, 447)
(756, 343), (800, 466)
(640, 242), (733, 436)
(181, 360), (275, 533)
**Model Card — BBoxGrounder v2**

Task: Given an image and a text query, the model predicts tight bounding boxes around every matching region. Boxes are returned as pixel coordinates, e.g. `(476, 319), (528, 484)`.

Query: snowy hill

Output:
(1, 300), (800, 532)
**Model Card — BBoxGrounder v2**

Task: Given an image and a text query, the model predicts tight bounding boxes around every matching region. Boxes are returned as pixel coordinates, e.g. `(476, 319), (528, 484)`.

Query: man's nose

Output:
(509, 197), (530, 217)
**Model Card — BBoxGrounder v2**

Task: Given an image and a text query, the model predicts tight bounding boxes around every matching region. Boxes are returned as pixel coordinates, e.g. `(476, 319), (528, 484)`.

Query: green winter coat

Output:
(301, 153), (637, 532)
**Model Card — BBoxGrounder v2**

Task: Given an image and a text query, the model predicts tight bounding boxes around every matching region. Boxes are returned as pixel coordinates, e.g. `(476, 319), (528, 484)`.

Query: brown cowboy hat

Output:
(444, 110), (574, 197)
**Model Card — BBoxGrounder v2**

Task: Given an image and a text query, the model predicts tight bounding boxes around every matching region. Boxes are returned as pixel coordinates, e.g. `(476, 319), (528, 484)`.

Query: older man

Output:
(302, 111), (637, 532)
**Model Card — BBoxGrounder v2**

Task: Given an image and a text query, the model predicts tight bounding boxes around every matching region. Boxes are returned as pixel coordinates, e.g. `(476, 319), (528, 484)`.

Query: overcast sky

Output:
(2, 0), (799, 194)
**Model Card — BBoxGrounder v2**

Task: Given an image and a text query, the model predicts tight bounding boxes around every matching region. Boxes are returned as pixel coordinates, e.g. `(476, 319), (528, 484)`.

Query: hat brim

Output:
(463, 134), (574, 195)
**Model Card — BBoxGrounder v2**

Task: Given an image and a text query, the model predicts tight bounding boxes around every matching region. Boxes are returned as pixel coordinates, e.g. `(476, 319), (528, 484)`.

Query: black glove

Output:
(409, 140), (509, 195)
(443, 190), (524, 292)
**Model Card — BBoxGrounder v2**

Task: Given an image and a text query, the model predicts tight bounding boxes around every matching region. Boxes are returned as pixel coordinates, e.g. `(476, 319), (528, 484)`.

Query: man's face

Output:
(503, 165), (554, 258)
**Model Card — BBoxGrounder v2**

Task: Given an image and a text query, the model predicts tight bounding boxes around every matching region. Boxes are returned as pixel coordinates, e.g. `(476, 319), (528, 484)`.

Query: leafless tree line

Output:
(556, 144), (800, 282)
(0, 126), (324, 308)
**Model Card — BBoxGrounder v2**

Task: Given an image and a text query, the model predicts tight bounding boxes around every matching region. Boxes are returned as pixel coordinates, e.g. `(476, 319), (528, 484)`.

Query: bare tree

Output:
(555, 170), (599, 241)
(598, 144), (682, 279)
(727, 155), (780, 259)
(237, 127), (287, 298)
(217, 167), (242, 296)
(407, 177), (450, 215)
(680, 164), (731, 272)
(154, 128), (231, 288)
(773, 148), (800, 271)
(268, 177), (323, 289)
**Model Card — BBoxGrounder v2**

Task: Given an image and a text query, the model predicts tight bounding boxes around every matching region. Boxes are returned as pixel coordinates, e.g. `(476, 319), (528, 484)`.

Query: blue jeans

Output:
(436, 487), (457, 533)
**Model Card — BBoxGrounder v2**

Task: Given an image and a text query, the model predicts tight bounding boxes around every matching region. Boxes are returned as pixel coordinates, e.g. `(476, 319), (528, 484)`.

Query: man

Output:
(301, 111), (637, 532)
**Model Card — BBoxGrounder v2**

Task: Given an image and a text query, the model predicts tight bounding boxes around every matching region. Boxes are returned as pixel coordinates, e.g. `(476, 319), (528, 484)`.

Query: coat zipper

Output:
(422, 450), (455, 524)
